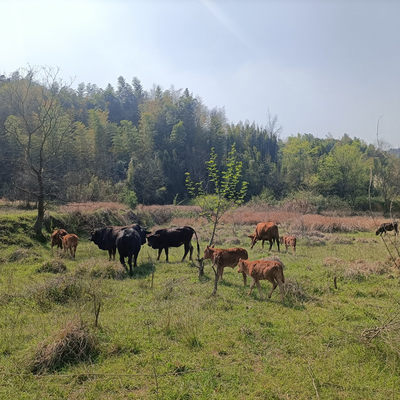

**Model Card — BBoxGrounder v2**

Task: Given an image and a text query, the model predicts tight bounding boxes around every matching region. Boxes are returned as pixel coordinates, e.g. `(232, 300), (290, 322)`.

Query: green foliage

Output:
(0, 68), (399, 210)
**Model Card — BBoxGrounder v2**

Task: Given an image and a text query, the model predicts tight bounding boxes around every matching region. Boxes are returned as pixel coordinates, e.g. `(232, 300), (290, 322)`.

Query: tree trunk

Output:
(33, 173), (45, 240)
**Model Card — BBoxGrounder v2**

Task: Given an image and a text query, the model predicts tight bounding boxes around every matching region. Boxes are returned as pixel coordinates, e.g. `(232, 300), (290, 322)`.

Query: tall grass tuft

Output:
(29, 319), (98, 374)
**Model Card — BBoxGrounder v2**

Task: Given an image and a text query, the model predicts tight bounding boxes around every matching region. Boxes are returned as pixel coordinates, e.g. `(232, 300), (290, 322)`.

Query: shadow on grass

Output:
(131, 262), (156, 279)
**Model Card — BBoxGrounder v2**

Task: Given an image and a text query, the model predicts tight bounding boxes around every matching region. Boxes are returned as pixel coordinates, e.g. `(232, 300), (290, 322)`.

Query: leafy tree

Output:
(1, 67), (73, 237)
(185, 144), (248, 290)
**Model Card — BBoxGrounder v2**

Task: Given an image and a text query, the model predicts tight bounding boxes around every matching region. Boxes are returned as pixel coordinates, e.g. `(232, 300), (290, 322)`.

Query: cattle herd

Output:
(50, 219), (398, 301)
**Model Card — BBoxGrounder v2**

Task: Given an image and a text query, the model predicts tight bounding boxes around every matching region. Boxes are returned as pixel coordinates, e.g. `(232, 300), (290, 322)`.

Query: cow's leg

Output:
(276, 238), (280, 252)
(119, 255), (127, 270)
(108, 249), (112, 261)
(189, 243), (194, 260)
(262, 240), (265, 249)
(133, 252), (139, 268)
(128, 255), (133, 276)
(182, 243), (190, 261)
(165, 247), (169, 262)
(268, 280), (278, 299)
(256, 281), (264, 299)
(157, 248), (162, 261)
(277, 279), (285, 302)
(242, 272), (247, 286)
(268, 240), (273, 251)
(248, 279), (256, 295)
(218, 265), (224, 281)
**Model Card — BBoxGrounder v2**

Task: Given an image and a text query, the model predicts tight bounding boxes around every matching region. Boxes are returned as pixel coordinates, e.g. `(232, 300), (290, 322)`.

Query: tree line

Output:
(0, 67), (399, 224)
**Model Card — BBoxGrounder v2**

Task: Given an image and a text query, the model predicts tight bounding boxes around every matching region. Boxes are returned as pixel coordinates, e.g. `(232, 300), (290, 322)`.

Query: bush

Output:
(89, 263), (127, 280)
(30, 319), (98, 374)
(31, 275), (85, 309)
(37, 260), (67, 274)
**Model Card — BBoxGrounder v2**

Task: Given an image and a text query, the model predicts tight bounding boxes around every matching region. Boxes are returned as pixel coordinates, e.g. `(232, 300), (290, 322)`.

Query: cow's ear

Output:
(211, 244), (215, 248)
(145, 231), (151, 235)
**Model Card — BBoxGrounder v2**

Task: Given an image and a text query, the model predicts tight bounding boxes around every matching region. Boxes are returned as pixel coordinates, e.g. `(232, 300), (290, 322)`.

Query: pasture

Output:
(0, 204), (399, 399)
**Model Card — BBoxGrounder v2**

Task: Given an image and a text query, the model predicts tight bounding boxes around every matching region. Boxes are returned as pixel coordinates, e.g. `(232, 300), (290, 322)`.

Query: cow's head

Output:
(89, 229), (105, 246)
(135, 225), (149, 245)
(203, 245), (215, 260)
(146, 233), (161, 248)
(237, 258), (246, 274)
(248, 233), (257, 249)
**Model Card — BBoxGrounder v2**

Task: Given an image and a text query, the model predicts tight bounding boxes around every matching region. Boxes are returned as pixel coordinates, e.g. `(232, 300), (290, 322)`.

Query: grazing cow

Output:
(116, 225), (148, 275)
(204, 245), (248, 285)
(147, 226), (200, 262)
(62, 234), (79, 258)
(51, 229), (68, 250)
(237, 258), (285, 301)
(280, 235), (297, 254)
(90, 224), (138, 260)
(248, 222), (280, 252)
(376, 222), (398, 236)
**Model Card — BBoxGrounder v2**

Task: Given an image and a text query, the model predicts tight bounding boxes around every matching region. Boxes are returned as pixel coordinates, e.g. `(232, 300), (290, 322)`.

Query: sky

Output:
(1, 0), (399, 147)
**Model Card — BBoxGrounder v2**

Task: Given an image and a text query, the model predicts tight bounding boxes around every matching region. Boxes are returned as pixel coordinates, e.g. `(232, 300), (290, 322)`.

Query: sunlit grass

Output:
(0, 208), (399, 399)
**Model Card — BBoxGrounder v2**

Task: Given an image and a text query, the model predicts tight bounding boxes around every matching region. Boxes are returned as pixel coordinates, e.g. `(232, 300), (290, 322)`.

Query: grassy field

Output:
(0, 205), (399, 399)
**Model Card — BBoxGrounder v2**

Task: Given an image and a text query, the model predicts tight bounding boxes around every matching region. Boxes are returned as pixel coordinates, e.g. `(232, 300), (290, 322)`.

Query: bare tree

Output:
(2, 67), (73, 238)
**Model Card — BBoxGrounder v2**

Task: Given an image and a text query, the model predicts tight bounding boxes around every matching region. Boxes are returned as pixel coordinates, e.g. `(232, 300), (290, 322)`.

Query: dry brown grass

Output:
(323, 256), (393, 280)
(58, 202), (128, 214)
(30, 319), (98, 374)
(224, 205), (387, 234)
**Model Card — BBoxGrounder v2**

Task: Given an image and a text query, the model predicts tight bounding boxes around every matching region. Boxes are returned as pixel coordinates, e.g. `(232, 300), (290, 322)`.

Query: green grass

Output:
(0, 218), (400, 399)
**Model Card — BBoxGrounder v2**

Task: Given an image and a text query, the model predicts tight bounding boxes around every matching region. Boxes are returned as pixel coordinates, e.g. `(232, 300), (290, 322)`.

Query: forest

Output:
(1, 67), (399, 216)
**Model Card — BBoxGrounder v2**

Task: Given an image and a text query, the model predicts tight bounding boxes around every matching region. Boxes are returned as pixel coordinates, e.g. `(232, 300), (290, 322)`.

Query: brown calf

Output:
(51, 229), (68, 250)
(248, 222), (280, 252)
(237, 258), (285, 301)
(204, 245), (248, 285)
(62, 234), (79, 258)
(280, 235), (296, 254)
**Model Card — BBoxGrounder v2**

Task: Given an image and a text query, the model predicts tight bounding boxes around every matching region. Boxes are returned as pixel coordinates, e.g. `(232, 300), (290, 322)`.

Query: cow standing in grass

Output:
(376, 222), (398, 236)
(62, 234), (79, 258)
(51, 229), (67, 250)
(248, 222), (280, 252)
(90, 224), (137, 260)
(116, 225), (148, 275)
(204, 245), (248, 286)
(280, 235), (297, 254)
(147, 226), (200, 262)
(237, 258), (285, 301)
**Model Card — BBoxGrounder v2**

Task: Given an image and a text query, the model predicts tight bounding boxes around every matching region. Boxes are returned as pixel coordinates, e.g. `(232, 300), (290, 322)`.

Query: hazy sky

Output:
(1, 0), (399, 147)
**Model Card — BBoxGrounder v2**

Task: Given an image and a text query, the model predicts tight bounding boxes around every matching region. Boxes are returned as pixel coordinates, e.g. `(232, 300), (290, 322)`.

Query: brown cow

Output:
(237, 258), (285, 301)
(62, 234), (79, 258)
(51, 229), (68, 250)
(280, 235), (296, 254)
(204, 245), (248, 285)
(248, 222), (280, 252)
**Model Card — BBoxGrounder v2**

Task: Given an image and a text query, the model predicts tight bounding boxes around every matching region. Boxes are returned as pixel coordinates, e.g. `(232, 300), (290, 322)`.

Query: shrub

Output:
(30, 319), (98, 374)
(37, 260), (67, 274)
(89, 263), (127, 280)
(8, 248), (38, 262)
(31, 275), (85, 309)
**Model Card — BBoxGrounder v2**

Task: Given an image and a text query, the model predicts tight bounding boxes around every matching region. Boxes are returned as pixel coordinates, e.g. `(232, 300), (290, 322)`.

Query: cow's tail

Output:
(192, 228), (201, 260)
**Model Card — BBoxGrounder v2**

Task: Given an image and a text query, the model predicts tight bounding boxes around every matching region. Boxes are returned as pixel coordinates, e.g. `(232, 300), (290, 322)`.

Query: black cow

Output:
(90, 224), (137, 260)
(116, 225), (148, 275)
(376, 222), (398, 236)
(147, 226), (200, 262)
